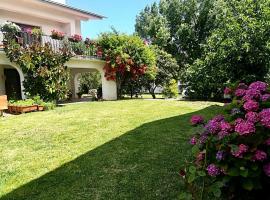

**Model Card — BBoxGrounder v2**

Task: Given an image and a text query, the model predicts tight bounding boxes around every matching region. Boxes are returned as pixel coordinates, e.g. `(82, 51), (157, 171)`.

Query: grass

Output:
(0, 100), (223, 200)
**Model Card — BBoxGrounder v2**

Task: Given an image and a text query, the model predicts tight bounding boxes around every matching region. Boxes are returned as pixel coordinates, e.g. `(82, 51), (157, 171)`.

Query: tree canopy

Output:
(136, 0), (270, 100)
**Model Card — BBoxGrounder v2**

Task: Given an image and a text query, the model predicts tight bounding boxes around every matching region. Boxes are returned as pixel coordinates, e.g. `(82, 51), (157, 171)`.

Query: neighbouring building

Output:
(0, 0), (117, 100)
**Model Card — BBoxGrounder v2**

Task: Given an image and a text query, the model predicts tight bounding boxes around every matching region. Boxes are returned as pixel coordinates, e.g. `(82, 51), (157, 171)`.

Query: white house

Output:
(0, 0), (117, 100)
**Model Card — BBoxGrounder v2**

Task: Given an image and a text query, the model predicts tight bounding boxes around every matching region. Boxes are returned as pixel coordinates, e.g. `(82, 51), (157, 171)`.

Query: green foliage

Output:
(135, 2), (170, 47)
(137, 0), (270, 100)
(136, 0), (215, 78)
(98, 32), (156, 98)
(140, 46), (179, 98)
(78, 72), (101, 94)
(4, 38), (72, 101)
(183, 0), (270, 99)
(162, 79), (178, 98)
(8, 99), (35, 107)
(8, 96), (55, 111)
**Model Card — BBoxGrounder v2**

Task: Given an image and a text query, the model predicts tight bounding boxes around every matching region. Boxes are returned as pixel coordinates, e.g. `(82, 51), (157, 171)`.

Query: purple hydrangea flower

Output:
(224, 87), (232, 95)
(259, 108), (270, 128)
(199, 133), (208, 144)
(252, 150), (267, 161)
(235, 89), (246, 97)
(245, 112), (260, 123)
(220, 121), (232, 132)
(243, 100), (259, 112)
(212, 115), (225, 122)
(189, 137), (197, 145)
(231, 144), (249, 158)
(205, 120), (221, 134)
(261, 94), (270, 102)
(248, 81), (268, 92)
(243, 89), (261, 101)
(234, 118), (245, 125)
(207, 164), (220, 176)
(190, 115), (204, 125)
(216, 151), (225, 161)
(264, 163), (270, 177)
(235, 120), (256, 135)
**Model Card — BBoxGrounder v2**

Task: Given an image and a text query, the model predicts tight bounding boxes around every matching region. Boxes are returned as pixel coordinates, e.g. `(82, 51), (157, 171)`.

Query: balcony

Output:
(0, 31), (103, 60)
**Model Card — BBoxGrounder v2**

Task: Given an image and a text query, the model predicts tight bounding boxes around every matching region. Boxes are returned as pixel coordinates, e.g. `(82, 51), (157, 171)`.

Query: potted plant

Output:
(51, 30), (65, 40)
(8, 99), (37, 114)
(0, 21), (21, 34)
(68, 34), (82, 43)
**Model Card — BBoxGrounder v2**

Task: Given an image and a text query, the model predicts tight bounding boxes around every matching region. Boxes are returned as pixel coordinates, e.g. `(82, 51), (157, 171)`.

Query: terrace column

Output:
(99, 70), (117, 100)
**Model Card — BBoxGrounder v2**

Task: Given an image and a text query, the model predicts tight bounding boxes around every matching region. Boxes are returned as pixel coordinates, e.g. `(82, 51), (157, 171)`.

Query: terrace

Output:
(0, 30), (103, 60)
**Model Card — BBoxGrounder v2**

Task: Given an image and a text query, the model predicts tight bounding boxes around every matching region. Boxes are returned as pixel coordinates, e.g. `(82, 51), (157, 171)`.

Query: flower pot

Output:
(8, 105), (37, 114)
(51, 35), (63, 40)
(37, 105), (44, 111)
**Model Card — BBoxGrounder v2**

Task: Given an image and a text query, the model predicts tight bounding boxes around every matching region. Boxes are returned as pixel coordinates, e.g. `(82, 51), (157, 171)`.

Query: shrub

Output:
(98, 32), (156, 98)
(162, 79), (178, 98)
(182, 81), (270, 199)
(4, 39), (72, 101)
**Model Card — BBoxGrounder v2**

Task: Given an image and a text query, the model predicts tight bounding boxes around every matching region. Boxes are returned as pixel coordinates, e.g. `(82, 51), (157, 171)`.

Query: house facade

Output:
(0, 0), (117, 100)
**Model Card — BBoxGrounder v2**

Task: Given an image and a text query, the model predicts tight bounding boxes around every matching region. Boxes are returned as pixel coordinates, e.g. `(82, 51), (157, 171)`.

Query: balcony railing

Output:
(0, 31), (103, 60)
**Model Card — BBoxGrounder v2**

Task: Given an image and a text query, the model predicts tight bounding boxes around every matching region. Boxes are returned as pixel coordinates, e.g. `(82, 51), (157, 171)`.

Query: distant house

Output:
(0, 0), (117, 100)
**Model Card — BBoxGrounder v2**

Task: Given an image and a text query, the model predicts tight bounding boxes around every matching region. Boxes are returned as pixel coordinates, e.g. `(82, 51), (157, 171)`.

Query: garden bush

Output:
(162, 79), (178, 98)
(182, 81), (270, 200)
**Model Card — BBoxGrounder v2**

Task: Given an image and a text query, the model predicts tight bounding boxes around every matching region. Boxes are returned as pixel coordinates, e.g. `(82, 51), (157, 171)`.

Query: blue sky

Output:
(67, 0), (158, 39)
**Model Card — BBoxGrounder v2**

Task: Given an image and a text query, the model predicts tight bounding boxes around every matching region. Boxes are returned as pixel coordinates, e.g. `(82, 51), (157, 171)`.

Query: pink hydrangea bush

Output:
(182, 81), (270, 199)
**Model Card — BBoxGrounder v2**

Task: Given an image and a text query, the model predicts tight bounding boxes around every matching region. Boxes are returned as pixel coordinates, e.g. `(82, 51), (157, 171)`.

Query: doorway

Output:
(4, 68), (22, 100)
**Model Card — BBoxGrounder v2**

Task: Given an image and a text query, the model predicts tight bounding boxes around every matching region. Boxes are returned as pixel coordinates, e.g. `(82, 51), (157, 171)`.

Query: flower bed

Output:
(8, 96), (55, 114)
(182, 81), (270, 200)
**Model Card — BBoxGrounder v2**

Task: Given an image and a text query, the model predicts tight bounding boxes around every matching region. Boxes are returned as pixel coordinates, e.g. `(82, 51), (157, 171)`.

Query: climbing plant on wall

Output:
(3, 34), (72, 101)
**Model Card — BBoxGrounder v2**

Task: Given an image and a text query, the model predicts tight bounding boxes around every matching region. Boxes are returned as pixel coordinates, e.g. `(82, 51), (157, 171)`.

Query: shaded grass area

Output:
(0, 100), (223, 199)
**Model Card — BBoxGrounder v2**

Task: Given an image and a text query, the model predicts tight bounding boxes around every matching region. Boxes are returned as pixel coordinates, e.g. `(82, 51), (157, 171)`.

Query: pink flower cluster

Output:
(234, 119), (255, 135)
(207, 164), (220, 176)
(231, 144), (249, 158)
(51, 30), (65, 39)
(190, 115), (204, 125)
(252, 150), (267, 161)
(259, 108), (270, 128)
(224, 87), (232, 95)
(70, 34), (82, 42)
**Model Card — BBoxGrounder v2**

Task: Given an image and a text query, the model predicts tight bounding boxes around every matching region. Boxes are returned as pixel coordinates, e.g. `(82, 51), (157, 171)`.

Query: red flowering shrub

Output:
(97, 33), (156, 97)
(181, 81), (270, 200)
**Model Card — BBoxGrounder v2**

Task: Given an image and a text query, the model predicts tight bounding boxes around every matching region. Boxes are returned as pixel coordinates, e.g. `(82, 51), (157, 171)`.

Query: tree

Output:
(135, 2), (170, 48)
(140, 46), (179, 98)
(136, 0), (215, 78)
(97, 32), (156, 98)
(184, 0), (270, 99)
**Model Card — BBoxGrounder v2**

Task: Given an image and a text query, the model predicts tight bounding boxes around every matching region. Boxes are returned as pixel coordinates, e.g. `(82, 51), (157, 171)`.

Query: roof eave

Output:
(39, 0), (106, 20)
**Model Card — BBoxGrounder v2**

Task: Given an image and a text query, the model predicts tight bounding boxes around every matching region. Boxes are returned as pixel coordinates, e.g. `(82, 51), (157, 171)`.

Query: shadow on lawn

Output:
(1, 105), (222, 200)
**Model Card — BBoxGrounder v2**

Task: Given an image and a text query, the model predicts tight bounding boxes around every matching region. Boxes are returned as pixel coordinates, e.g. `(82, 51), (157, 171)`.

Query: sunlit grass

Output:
(0, 100), (222, 199)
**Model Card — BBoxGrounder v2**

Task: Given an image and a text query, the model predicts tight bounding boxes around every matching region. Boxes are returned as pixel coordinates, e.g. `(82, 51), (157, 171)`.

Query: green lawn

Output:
(0, 100), (222, 200)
